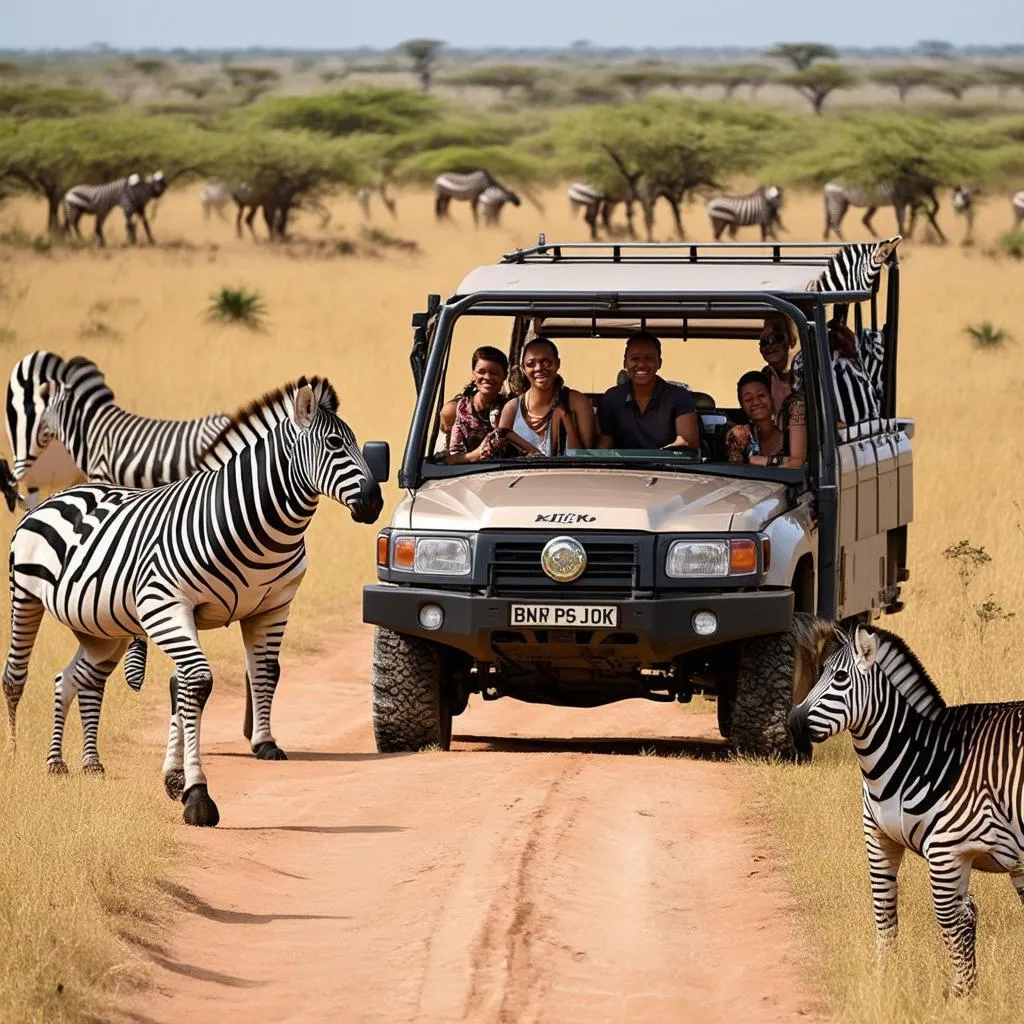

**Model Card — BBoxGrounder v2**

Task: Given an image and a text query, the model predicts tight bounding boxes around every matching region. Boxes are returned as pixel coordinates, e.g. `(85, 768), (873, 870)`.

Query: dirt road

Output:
(126, 626), (819, 1024)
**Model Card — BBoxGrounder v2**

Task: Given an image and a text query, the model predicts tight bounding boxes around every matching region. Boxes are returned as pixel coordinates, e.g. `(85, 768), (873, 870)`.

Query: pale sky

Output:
(4, 0), (1022, 51)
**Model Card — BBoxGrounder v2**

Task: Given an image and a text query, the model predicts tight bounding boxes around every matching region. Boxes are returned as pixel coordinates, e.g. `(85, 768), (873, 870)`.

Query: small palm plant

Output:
(206, 286), (267, 330)
(964, 321), (1013, 350)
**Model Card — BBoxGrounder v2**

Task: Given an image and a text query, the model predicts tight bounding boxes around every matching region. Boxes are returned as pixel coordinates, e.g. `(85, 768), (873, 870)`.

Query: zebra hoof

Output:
(46, 759), (69, 776)
(163, 769), (186, 801)
(81, 759), (105, 776)
(181, 784), (220, 828)
(253, 741), (288, 761)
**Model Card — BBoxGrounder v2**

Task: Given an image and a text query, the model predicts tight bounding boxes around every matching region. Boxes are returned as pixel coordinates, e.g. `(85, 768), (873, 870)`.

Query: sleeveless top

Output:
(513, 397), (553, 456)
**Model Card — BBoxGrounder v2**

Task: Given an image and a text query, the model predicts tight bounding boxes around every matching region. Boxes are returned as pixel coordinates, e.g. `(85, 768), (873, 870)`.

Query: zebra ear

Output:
(293, 385), (316, 429)
(877, 236), (902, 262)
(127, 173), (141, 186)
(853, 625), (878, 669)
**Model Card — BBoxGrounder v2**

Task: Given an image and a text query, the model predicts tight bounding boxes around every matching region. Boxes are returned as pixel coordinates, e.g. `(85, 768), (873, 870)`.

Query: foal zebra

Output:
(200, 181), (232, 221)
(823, 181), (946, 243)
(789, 623), (1024, 997)
(951, 186), (976, 245)
(478, 184), (521, 226)
(4, 378), (383, 826)
(63, 172), (166, 247)
(705, 186), (785, 241)
(433, 170), (510, 226)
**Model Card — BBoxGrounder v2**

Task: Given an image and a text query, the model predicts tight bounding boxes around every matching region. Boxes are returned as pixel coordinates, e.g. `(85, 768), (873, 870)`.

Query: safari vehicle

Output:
(363, 239), (913, 758)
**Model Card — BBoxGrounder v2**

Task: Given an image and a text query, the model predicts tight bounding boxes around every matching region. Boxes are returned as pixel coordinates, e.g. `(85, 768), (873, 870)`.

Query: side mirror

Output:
(363, 441), (390, 484)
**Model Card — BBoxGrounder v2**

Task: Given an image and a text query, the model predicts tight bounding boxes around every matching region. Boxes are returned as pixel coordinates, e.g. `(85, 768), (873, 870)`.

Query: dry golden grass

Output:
(0, 184), (1022, 1020)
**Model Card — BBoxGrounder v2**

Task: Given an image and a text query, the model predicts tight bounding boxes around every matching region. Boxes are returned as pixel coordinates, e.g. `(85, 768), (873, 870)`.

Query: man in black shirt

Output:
(596, 332), (699, 450)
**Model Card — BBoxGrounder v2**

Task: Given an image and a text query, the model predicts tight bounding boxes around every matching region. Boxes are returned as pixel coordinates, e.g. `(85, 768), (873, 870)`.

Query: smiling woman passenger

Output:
(495, 337), (597, 455)
(441, 346), (509, 464)
(726, 370), (806, 469)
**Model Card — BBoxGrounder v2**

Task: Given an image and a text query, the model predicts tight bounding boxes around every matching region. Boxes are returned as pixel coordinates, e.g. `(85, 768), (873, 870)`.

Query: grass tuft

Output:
(995, 228), (1024, 260)
(963, 321), (1013, 350)
(205, 286), (268, 330)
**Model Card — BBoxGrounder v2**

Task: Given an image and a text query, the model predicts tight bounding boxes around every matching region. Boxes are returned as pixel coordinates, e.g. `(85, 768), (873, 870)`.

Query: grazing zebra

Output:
(951, 186), (976, 245)
(478, 184), (521, 227)
(705, 186), (785, 241)
(1012, 191), (1024, 228)
(355, 182), (397, 220)
(3, 377), (383, 826)
(62, 172), (166, 247)
(789, 623), (1024, 997)
(200, 181), (232, 221)
(823, 181), (946, 243)
(434, 170), (513, 226)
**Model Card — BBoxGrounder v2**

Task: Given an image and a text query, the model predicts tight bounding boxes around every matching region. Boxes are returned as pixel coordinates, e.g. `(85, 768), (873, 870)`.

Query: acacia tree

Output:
(691, 63), (778, 98)
(783, 63), (858, 114)
(870, 66), (942, 102)
(441, 65), (550, 100)
(399, 39), (444, 92)
(210, 129), (365, 240)
(765, 42), (838, 71)
(929, 69), (979, 101)
(0, 115), (211, 232)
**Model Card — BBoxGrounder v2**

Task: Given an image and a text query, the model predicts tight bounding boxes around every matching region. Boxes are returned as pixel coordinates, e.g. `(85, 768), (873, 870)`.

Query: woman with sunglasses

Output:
(495, 337), (597, 455)
(758, 316), (799, 424)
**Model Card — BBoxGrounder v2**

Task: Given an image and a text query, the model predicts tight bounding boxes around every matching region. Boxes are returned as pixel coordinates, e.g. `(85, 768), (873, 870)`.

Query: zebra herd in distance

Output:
(3, 351), (383, 825)
(46, 166), (1024, 246)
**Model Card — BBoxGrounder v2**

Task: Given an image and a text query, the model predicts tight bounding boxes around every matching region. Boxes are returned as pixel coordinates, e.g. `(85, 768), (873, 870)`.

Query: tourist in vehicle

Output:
(725, 370), (806, 469)
(596, 332), (699, 450)
(494, 337), (597, 455)
(440, 346), (510, 463)
(758, 316), (799, 422)
(791, 318), (883, 428)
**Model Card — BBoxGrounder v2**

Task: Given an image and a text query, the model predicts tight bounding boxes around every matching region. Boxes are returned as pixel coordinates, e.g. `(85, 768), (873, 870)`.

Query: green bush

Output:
(206, 287), (267, 330)
(996, 229), (1024, 260)
(963, 321), (1014, 349)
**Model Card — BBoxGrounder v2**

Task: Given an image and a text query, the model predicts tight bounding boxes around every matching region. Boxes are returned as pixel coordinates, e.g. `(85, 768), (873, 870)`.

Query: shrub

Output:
(963, 321), (1014, 349)
(206, 287), (267, 330)
(996, 229), (1024, 260)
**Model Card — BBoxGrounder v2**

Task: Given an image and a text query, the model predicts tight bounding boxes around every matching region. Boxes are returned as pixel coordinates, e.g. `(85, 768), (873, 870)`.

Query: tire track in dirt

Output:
(123, 624), (820, 1024)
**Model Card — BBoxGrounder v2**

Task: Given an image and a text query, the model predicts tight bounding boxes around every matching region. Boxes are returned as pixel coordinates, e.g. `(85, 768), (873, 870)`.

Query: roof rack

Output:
(501, 239), (861, 267)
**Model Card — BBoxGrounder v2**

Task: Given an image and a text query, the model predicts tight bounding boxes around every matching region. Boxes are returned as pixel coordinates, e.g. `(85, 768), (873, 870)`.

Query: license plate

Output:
(509, 604), (620, 628)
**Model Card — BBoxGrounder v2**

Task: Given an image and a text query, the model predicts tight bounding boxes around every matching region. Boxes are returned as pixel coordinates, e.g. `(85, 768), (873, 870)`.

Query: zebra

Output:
(200, 181), (233, 222)
(4, 352), (362, 728)
(478, 184), (521, 227)
(433, 170), (512, 226)
(568, 181), (607, 240)
(355, 182), (397, 220)
(789, 623), (1024, 997)
(951, 186), (976, 245)
(3, 377), (383, 826)
(705, 186), (785, 241)
(823, 181), (946, 244)
(1012, 191), (1024, 228)
(62, 172), (166, 247)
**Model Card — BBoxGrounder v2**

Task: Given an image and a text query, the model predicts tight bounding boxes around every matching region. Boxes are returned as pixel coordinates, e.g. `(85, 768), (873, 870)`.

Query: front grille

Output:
(490, 538), (638, 596)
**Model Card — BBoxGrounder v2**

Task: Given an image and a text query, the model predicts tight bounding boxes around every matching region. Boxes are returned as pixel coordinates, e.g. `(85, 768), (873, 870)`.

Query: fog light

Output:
(692, 610), (718, 636)
(418, 604), (444, 631)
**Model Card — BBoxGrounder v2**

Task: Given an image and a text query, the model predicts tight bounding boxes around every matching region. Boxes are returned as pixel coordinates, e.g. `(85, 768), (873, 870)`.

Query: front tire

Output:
(731, 614), (816, 761)
(372, 628), (452, 753)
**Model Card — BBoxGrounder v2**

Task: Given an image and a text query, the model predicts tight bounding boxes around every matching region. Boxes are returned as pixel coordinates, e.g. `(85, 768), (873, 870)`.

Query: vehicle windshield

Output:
(419, 305), (855, 479)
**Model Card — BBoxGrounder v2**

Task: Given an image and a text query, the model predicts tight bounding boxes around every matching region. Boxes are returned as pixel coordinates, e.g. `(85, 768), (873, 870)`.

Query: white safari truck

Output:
(364, 239), (913, 759)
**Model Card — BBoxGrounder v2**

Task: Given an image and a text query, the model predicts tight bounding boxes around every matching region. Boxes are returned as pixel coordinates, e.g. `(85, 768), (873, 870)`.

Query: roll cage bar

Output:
(401, 241), (902, 620)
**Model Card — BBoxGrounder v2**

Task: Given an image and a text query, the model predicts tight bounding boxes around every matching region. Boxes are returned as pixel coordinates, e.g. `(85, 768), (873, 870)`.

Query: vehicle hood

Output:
(402, 468), (788, 533)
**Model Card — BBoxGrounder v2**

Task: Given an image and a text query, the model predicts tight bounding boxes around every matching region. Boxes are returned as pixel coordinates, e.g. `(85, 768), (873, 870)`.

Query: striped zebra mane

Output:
(63, 355), (115, 405)
(866, 625), (947, 718)
(806, 236), (901, 294)
(207, 376), (338, 449)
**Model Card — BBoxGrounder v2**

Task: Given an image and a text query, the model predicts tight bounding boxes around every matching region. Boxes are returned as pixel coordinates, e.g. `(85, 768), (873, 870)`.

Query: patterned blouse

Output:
(727, 395), (806, 464)
(448, 394), (507, 458)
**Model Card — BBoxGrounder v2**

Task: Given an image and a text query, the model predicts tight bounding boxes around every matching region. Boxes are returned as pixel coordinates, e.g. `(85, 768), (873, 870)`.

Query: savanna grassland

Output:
(0, 184), (1022, 1022)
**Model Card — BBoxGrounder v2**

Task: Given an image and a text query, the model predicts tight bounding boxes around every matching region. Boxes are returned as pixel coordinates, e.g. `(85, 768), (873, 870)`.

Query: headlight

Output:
(665, 539), (758, 578)
(392, 536), (471, 575)
(666, 541), (729, 577)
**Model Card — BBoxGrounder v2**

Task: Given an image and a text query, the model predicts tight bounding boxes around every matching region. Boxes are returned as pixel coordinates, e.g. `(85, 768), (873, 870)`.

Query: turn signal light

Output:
(376, 533), (389, 567)
(393, 537), (416, 569)
(729, 539), (757, 574)
(761, 538), (772, 572)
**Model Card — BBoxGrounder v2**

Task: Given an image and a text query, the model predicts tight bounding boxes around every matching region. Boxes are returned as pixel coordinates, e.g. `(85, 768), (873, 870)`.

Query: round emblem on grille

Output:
(541, 535), (587, 583)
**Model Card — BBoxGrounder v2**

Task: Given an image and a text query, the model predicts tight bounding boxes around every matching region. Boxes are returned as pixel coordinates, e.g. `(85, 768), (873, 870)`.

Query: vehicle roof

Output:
(455, 259), (827, 297)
